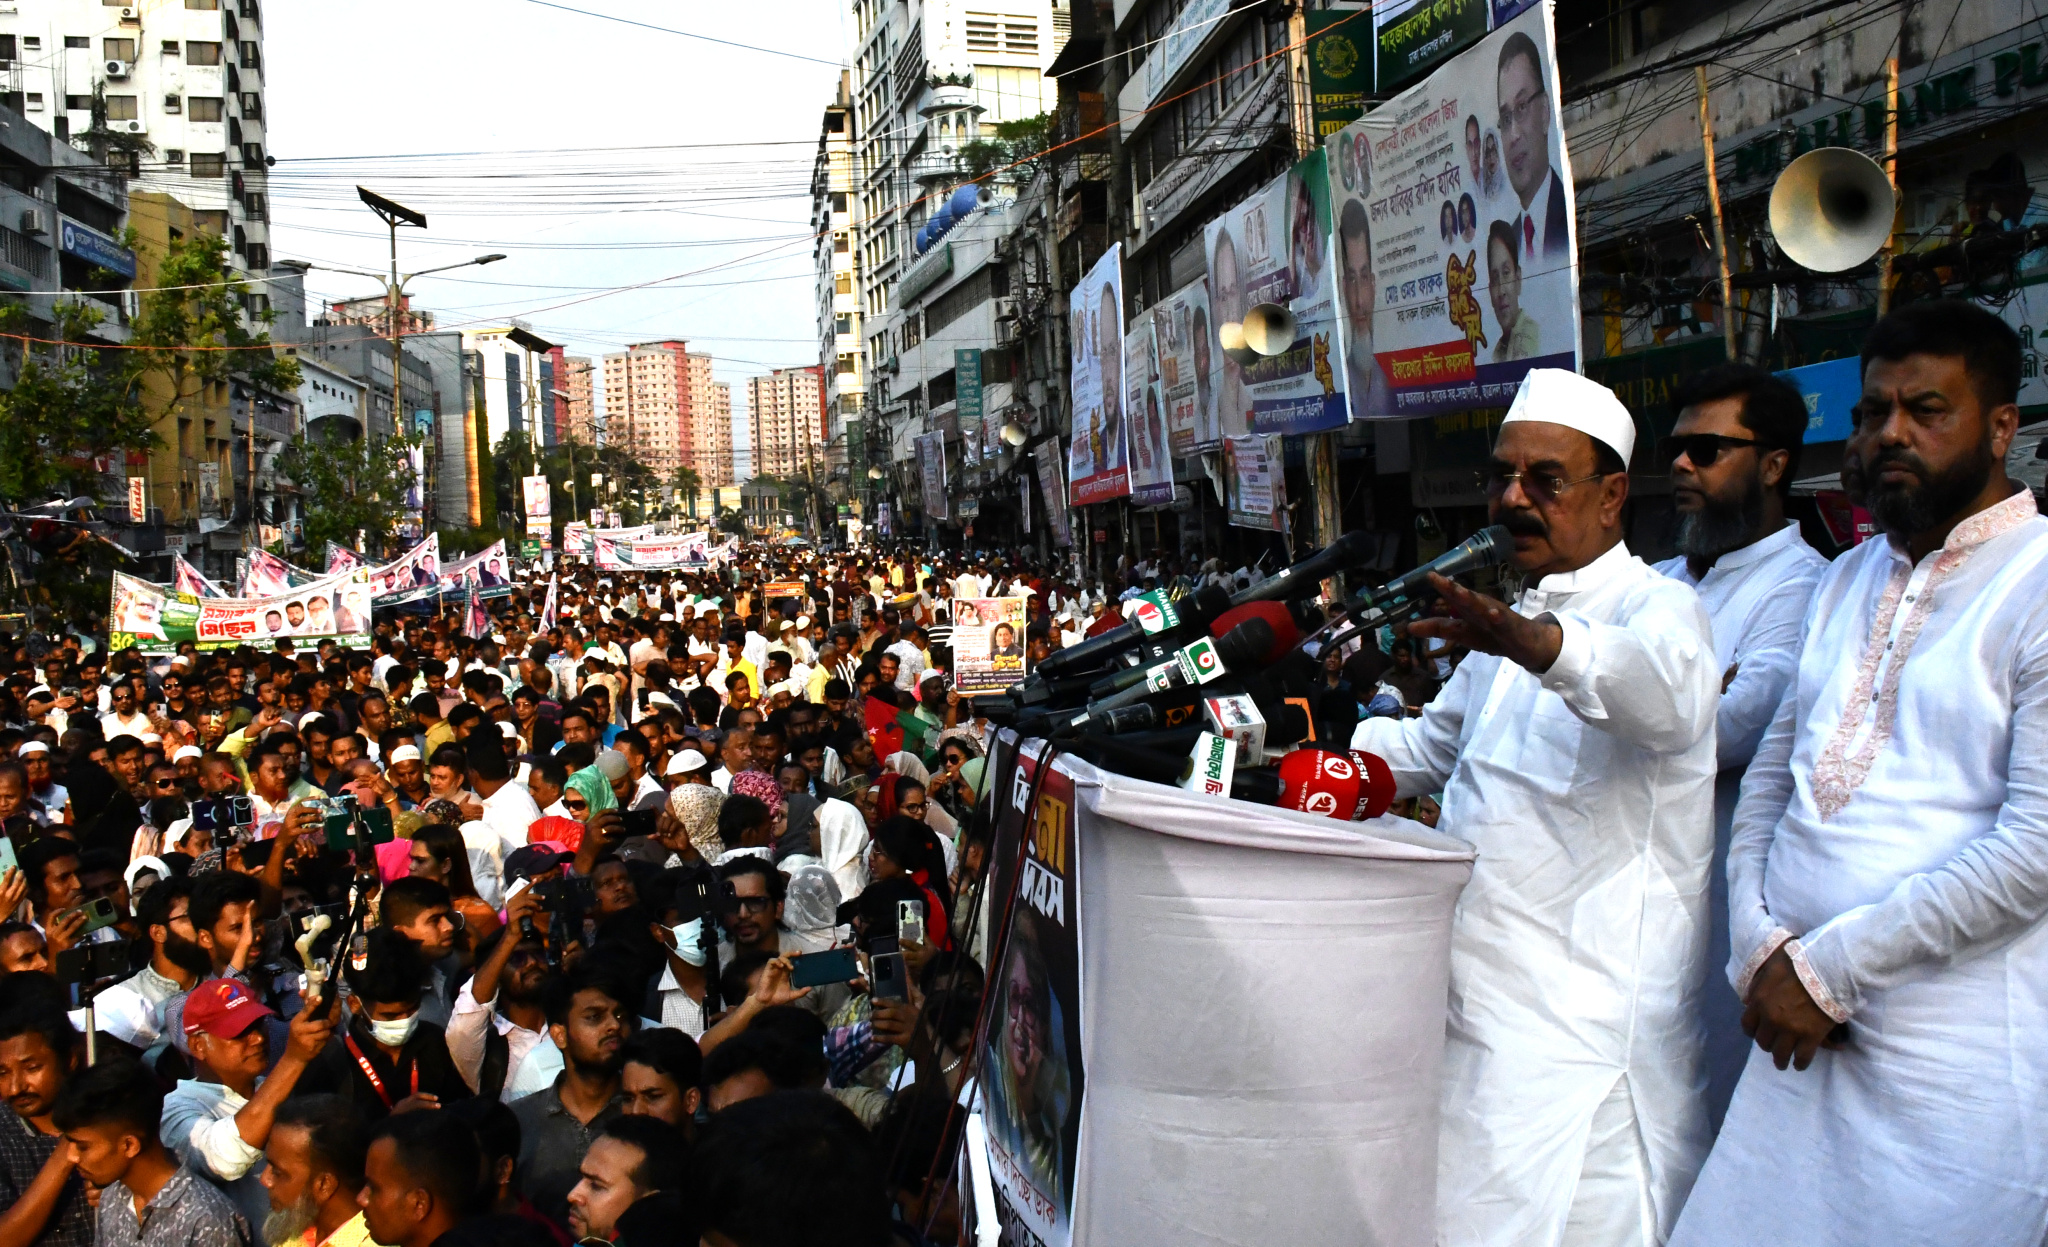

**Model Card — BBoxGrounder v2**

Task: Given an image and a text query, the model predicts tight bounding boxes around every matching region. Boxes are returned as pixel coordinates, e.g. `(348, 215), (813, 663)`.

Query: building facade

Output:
(746, 365), (826, 482)
(601, 340), (730, 484)
(812, 73), (861, 477)
(562, 354), (599, 445)
(0, 0), (271, 277)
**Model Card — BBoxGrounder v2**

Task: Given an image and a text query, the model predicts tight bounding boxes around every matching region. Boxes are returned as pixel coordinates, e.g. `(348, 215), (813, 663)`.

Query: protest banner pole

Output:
(1695, 65), (1736, 362)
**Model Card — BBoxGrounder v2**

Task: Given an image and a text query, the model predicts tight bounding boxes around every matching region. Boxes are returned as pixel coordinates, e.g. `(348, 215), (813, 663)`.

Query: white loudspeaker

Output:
(1241, 302), (1297, 356)
(1218, 321), (1260, 368)
(1768, 147), (1896, 273)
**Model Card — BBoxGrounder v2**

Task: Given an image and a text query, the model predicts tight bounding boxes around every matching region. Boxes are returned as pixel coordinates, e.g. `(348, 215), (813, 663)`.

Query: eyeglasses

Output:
(733, 895), (774, 914)
(1498, 88), (1547, 134)
(1472, 466), (1613, 504)
(1657, 433), (1764, 469)
(900, 800), (928, 813)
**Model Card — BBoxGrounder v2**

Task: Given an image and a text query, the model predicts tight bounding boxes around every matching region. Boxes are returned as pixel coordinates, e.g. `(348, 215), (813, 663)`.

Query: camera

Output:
(532, 875), (596, 912)
(54, 937), (130, 987)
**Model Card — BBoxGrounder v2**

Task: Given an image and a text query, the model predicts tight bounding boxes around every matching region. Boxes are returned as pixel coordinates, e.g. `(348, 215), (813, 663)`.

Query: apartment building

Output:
(746, 366), (825, 481)
(812, 73), (860, 476)
(563, 353), (600, 444)
(0, 0), (272, 278)
(601, 340), (729, 484)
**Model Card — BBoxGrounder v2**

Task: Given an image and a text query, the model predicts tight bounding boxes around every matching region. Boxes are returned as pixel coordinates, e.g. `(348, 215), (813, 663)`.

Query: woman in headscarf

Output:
(817, 793), (869, 904)
(729, 770), (788, 850)
(562, 764), (617, 826)
(869, 814), (953, 950)
(668, 782), (726, 862)
(930, 735), (986, 825)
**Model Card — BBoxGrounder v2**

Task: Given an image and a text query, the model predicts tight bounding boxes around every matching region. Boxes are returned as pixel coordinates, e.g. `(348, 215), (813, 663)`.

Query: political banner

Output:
(1225, 433), (1287, 532)
(110, 569), (374, 655)
(368, 534), (442, 603)
(561, 523), (655, 556)
(171, 554), (226, 600)
(463, 584), (490, 639)
(593, 531), (711, 570)
(440, 540), (516, 598)
(1375, 0), (1490, 93)
(1328, 2), (1578, 418)
(984, 738), (1085, 1247)
(1067, 245), (1131, 507)
(539, 573), (559, 631)
(1150, 279), (1222, 456)
(1306, 7), (1373, 138)
(952, 596), (1031, 696)
(324, 543), (368, 575)
(1122, 317), (1175, 505)
(917, 432), (950, 522)
(957, 349), (984, 468)
(239, 549), (308, 599)
(521, 474), (552, 534)
(1205, 154), (1348, 437)
(1035, 440), (1072, 548)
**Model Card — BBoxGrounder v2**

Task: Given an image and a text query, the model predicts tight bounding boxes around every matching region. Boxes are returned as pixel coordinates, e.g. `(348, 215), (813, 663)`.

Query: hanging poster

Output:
(1123, 316), (1175, 505)
(1307, 7), (1374, 138)
(1035, 440), (1072, 548)
(110, 569), (375, 655)
(957, 350), (984, 468)
(368, 534), (442, 602)
(521, 474), (552, 533)
(172, 554), (226, 599)
(439, 540), (516, 598)
(952, 596), (1031, 696)
(918, 432), (950, 522)
(592, 531), (711, 569)
(1329, 2), (1578, 417)
(983, 738), (1085, 1247)
(1376, 0), (1491, 94)
(1067, 245), (1132, 506)
(324, 543), (368, 575)
(1225, 433), (1288, 532)
(1150, 279), (1221, 455)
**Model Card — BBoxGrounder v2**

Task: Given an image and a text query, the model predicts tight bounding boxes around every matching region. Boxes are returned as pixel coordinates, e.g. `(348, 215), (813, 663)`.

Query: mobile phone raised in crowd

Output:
(226, 795), (255, 828)
(60, 896), (121, 935)
(897, 898), (926, 947)
(789, 947), (861, 989)
(870, 950), (909, 1002)
(0, 831), (18, 881)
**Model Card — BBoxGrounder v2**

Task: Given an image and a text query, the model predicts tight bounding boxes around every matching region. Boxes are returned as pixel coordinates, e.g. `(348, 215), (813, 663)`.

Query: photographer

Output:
(447, 887), (554, 1102)
(297, 928), (472, 1121)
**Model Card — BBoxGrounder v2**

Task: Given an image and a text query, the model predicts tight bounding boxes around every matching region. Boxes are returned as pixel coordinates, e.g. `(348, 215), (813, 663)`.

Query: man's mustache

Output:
(1866, 446), (1927, 483)
(1497, 508), (1547, 537)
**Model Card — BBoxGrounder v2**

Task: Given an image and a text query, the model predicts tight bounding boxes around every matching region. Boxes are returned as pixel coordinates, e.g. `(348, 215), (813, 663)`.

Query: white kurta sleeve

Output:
(162, 1093), (264, 1181)
(1795, 635), (2048, 1020)
(1536, 597), (1717, 755)
(1716, 587), (1812, 770)
(1725, 679), (1801, 997)
(1351, 660), (1473, 799)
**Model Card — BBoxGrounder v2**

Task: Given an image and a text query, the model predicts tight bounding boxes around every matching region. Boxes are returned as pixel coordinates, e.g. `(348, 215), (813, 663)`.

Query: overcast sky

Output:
(264, 0), (848, 396)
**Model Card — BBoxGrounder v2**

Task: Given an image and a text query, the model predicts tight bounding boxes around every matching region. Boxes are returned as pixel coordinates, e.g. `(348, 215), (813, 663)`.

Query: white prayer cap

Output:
(795, 615), (812, 630)
(140, 732), (162, 745)
(1499, 367), (1636, 466)
(666, 749), (707, 776)
(388, 744), (422, 764)
(17, 741), (49, 756)
(498, 720), (520, 738)
(173, 745), (203, 761)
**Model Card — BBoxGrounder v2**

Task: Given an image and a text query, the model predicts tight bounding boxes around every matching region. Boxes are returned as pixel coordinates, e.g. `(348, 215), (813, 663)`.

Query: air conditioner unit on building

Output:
(994, 316), (1021, 347)
(104, 59), (132, 78)
(126, 120), (143, 132)
(118, 6), (137, 19)
(18, 208), (43, 237)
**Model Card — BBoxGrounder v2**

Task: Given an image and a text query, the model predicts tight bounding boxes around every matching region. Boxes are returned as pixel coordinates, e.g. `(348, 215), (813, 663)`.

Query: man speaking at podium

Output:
(1355, 369), (1719, 1247)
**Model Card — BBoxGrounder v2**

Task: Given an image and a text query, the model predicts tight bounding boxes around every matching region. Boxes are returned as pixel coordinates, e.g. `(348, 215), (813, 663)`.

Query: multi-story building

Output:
(747, 366), (825, 482)
(731, 383), (753, 483)
(562, 354), (600, 444)
(601, 340), (728, 483)
(0, 0), (272, 278)
(462, 324), (558, 459)
(812, 73), (861, 478)
(713, 380), (740, 483)
(695, 359), (730, 487)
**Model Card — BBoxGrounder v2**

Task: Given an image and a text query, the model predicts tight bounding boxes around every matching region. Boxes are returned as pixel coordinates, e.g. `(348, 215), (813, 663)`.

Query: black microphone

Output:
(1032, 584), (1233, 680)
(1229, 529), (1381, 607)
(1065, 616), (1282, 730)
(1355, 525), (1513, 613)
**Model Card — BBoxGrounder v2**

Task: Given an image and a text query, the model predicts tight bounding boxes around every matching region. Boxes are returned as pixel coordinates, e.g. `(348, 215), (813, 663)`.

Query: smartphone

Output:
(321, 800), (356, 851)
(356, 805), (395, 846)
(620, 807), (659, 840)
(789, 946), (861, 989)
(226, 796), (255, 828)
(870, 950), (909, 1002)
(0, 833), (17, 881)
(897, 899), (926, 948)
(59, 896), (121, 935)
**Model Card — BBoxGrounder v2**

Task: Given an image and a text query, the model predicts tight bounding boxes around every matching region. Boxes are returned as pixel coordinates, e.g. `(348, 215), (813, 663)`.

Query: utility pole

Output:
(1695, 67), (1736, 361)
(1877, 57), (1900, 315)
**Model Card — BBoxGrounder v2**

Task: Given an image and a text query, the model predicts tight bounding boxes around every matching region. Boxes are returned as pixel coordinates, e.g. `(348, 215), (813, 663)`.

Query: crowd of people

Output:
(0, 296), (2035, 1247)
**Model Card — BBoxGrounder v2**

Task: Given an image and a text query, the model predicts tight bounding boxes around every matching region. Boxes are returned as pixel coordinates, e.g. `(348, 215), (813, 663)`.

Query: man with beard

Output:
(93, 876), (208, 1052)
(1673, 305), (2048, 1244)
(258, 1096), (371, 1247)
(1353, 368), (1718, 1247)
(509, 966), (634, 1229)
(1651, 362), (1825, 1131)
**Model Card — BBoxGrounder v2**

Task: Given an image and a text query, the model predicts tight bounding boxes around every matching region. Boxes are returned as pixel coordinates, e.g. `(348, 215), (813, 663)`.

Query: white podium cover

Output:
(1063, 752), (1474, 1247)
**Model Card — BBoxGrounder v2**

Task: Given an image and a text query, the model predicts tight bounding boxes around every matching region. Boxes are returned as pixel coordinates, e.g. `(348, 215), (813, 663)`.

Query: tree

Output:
(716, 506), (747, 537)
(671, 465), (702, 519)
(276, 426), (426, 555)
(129, 231), (299, 423)
(960, 113), (1054, 183)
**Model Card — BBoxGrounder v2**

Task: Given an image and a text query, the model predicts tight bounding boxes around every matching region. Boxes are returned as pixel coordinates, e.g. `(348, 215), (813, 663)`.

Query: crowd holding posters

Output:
(952, 596), (1031, 696)
(440, 540), (516, 596)
(1326, 2), (1577, 418)
(110, 568), (375, 654)
(1067, 245), (1131, 507)
(1224, 433), (1288, 532)
(984, 741), (1084, 1247)
(1150, 279), (1223, 455)
(368, 534), (442, 601)
(1122, 319), (1176, 506)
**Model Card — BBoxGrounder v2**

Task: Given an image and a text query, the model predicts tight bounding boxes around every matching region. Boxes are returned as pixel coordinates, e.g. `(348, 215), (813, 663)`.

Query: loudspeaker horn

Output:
(1218, 321), (1260, 368)
(1768, 147), (1896, 273)
(1241, 302), (1298, 356)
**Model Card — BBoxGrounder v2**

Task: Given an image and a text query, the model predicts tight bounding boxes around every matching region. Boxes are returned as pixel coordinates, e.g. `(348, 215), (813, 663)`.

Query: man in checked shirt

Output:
(55, 1055), (250, 1246)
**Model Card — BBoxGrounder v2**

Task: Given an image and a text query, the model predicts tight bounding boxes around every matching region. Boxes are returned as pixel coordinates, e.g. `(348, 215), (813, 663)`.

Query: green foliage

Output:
(276, 426), (426, 555)
(129, 231), (299, 421)
(0, 300), (157, 506)
(960, 112), (1054, 182)
(490, 432), (661, 533)
(716, 507), (747, 537)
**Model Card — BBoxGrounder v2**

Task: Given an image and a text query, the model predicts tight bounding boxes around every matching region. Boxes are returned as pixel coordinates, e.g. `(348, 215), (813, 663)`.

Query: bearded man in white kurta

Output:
(1673, 304), (2048, 1246)
(1356, 369), (1718, 1247)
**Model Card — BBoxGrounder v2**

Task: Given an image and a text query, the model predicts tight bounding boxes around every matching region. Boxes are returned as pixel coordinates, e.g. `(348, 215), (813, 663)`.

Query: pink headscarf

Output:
(730, 770), (786, 819)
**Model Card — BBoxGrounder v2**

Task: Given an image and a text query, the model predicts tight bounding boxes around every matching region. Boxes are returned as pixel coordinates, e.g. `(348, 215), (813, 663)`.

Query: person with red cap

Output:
(162, 976), (336, 1231)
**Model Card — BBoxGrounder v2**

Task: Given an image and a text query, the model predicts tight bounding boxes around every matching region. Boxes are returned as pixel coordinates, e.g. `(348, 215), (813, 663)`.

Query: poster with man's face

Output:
(1151, 279), (1222, 454)
(1325, 2), (1578, 418)
(1067, 246), (1131, 507)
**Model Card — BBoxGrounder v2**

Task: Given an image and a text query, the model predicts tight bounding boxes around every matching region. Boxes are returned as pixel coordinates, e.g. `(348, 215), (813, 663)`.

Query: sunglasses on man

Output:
(1656, 433), (1765, 469)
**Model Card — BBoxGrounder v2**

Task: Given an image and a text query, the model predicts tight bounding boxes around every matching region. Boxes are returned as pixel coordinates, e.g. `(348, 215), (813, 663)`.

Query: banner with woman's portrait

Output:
(952, 596), (1031, 696)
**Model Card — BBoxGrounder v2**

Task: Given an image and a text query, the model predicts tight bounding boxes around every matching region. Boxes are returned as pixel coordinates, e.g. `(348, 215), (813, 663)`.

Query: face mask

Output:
(668, 918), (707, 966)
(366, 1012), (419, 1047)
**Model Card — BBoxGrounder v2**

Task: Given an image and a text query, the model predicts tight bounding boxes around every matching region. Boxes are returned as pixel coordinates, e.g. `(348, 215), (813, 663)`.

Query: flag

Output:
(539, 573), (559, 631)
(172, 554), (226, 599)
(463, 584), (490, 639)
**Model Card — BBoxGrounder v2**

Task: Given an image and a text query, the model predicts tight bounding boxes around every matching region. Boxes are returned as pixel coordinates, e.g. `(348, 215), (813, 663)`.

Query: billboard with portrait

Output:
(1150, 278), (1222, 454)
(439, 540), (516, 597)
(1224, 433), (1287, 532)
(368, 534), (442, 602)
(1067, 245), (1131, 507)
(1122, 316), (1175, 505)
(111, 569), (375, 655)
(953, 596), (1031, 696)
(1327, 1), (1578, 418)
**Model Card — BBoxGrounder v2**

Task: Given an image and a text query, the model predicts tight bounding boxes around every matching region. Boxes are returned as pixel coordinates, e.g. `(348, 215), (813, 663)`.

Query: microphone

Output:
(1087, 601), (1301, 700)
(1353, 525), (1514, 616)
(1033, 584), (1233, 679)
(1065, 610), (1298, 730)
(1274, 748), (1396, 822)
(1230, 530), (1381, 607)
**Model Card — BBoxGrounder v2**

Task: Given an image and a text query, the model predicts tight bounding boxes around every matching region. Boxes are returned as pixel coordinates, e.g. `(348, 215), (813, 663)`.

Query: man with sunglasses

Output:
(1651, 363), (1826, 1133)
(1355, 368), (1719, 1247)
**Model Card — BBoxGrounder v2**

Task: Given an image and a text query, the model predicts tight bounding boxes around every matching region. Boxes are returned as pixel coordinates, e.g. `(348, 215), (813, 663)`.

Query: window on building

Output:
(240, 91), (261, 118)
(831, 191), (848, 213)
(188, 95), (223, 121)
(63, 96), (91, 111)
(239, 42), (259, 68)
(835, 273), (853, 295)
(104, 38), (136, 61)
(189, 152), (226, 177)
(104, 94), (137, 120)
(186, 0), (220, 9)
(24, 93), (43, 112)
(186, 41), (222, 65)
(165, 149), (184, 162)
(164, 94), (181, 113)
(161, 41), (180, 56)
(192, 210), (229, 234)
(64, 37), (89, 49)
(835, 314), (853, 335)
(21, 38), (40, 51)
